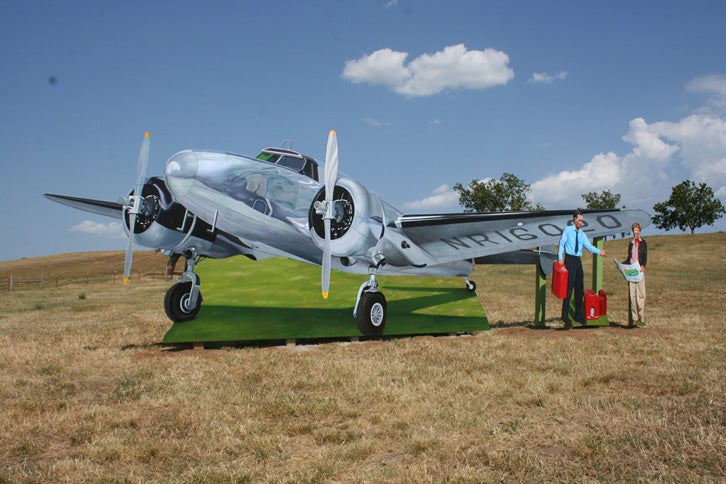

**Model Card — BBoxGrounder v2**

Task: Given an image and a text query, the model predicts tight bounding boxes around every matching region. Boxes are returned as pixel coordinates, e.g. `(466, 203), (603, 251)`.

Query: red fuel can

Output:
(551, 262), (568, 299)
(598, 290), (607, 316)
(585, 290), (600, 320)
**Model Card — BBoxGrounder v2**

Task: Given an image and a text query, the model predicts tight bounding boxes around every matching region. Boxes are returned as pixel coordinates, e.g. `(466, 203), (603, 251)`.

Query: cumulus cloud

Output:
(686, 74), (726, 114)
(686, 74), (726, 96)
(342, 44), (514, 97)
(71, 220), (126, 239)
(530, 152), (623, 205)
(402, 184), (461, 211)
(405, 76), (726, 215)
(529, 112), (726, 209)
(528, 70), (568, 84)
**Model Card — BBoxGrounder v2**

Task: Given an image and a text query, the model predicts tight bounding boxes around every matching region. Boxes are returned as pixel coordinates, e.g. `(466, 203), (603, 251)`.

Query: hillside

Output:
(0, 232), (724, 481)
(0, 250), (170, 287)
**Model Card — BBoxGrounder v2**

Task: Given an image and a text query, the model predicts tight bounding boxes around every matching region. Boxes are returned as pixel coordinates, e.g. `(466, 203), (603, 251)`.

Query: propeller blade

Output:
(123, 213), (136, 284)
(322, 218), (331, 299)
(321, 130), (338, 298)
(134, 131), (150, 198)
(324, 130), (338, 201)
(123, 131), (150, 284)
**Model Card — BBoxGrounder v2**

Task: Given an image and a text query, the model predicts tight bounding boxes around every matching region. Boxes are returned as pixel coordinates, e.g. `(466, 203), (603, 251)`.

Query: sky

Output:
(2, 0), (725, 261)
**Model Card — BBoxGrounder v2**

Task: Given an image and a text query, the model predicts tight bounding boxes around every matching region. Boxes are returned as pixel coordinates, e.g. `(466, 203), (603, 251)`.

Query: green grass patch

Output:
(163, 257), (488, 343)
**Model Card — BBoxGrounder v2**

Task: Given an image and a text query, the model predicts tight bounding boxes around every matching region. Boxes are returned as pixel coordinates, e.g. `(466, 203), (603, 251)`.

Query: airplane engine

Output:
(123, 177), (236, 258)
(308, 177), (384, 261)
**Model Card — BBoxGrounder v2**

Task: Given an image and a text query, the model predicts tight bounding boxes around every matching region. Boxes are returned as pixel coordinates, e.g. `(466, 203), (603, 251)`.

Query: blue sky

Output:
(2, 0), (725, 261)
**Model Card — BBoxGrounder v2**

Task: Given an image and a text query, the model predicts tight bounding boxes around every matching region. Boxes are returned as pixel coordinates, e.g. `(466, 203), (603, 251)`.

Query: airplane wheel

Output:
(466, 280), (477, 292)
(164, 281), (202, 322)
(356, 291), (386, 336)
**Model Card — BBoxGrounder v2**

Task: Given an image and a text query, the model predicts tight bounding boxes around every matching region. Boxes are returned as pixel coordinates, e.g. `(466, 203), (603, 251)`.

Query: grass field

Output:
(0, 233), (724, 481)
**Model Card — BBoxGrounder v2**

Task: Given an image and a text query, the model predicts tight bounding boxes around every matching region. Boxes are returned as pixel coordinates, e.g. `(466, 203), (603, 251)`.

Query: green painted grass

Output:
(163, 257), (488, 343)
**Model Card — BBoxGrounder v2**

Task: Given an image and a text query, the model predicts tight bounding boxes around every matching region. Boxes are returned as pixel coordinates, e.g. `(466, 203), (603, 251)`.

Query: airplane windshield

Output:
(256, 150), (319, 181)
(276, 155), (306, 173)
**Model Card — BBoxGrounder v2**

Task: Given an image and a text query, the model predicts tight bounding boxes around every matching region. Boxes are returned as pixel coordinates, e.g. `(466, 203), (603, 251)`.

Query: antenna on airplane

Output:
(121, 131), (150, 284)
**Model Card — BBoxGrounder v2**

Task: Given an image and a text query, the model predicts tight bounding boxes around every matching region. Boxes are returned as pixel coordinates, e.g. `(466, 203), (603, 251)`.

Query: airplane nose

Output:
(165, 150), (198, 178)
(165, 151), (198, 197)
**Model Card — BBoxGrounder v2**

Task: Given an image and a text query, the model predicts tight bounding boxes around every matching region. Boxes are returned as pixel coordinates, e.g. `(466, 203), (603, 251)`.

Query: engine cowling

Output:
(122, 177), (237, 258)
(308, 177), (383, 260)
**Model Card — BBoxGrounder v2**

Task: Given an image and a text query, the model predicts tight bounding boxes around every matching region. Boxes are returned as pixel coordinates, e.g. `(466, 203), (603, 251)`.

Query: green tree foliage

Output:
(453, 172), (544, 212)
(581, 190), (622, 209)
(652, 180), (725, 234)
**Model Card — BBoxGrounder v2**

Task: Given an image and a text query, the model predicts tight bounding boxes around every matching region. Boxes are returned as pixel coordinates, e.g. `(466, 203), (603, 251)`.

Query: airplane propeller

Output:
(321, 130), (339, 298)
(122, 131), (150, 284)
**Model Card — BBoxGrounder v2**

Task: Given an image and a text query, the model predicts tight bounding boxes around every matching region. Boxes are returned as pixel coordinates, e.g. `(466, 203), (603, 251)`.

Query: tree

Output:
(581, 190), (622, 209)
(453, 172), (544, 212)
(652, 180), (725, 234)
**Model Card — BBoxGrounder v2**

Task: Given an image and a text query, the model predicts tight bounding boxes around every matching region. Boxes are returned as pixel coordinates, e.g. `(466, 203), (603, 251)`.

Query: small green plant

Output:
(78, 293), (86, 300)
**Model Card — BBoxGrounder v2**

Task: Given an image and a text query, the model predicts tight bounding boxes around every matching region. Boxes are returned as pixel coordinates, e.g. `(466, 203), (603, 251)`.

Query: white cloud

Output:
(528, 70), (568, 84)
(686, 74), (726, 97)
(405, 82), (726, 216)
(530, 152), (623, 205)
(342, 44), (514, 97)
(686, 74), (726, 114)
(402, 184), (460, 211)
(648, 114), (726, 189)
(529, 112), (726, 210)
(70, 220), (126, 239)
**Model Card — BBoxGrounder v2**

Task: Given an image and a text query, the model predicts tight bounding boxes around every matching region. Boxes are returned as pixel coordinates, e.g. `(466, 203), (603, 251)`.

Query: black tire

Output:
(466, 280), (477, 292)
(356, 291), (386, 336)
(164, 281), (202, 322)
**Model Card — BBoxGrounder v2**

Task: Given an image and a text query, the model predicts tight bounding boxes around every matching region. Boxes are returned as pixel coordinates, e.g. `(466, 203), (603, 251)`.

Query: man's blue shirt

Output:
(558, 225), (601, 260)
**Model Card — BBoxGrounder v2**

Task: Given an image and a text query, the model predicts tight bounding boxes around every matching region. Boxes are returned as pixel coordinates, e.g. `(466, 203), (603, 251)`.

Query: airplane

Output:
(45, 131), (651, 335)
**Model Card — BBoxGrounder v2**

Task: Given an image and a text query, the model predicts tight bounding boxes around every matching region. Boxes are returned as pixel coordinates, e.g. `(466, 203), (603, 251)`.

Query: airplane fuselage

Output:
(164, 149), (474, 278)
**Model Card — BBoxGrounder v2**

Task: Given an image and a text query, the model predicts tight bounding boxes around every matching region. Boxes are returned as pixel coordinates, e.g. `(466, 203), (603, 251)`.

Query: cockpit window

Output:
(256, 149), (320, 182)
(277, 155), (306, 173)
(256, 152), (280, 163)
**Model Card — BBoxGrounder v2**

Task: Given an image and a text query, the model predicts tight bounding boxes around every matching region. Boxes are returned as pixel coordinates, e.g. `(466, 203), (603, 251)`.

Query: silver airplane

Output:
(45, 131), (651, 335)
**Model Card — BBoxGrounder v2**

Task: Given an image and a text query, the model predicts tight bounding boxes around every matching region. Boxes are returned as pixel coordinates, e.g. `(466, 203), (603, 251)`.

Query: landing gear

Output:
(356, 291), (387, 336)
(465, 279), (477, 292)
(354, 266), (387, 336)
(164, 280), (202, 322)
(164, 249), (203, 323)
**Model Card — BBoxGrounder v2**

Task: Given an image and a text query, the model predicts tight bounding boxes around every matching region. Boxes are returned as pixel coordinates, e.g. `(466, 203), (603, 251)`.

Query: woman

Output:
(624, 222), (647, 326)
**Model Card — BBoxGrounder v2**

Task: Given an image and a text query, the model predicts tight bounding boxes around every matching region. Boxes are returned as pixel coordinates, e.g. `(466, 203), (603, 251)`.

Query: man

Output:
(557, 211), (608, 328)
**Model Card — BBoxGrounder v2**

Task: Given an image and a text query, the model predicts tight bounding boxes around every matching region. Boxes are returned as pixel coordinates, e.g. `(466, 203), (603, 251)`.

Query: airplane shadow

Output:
(164, 286), (488, 343)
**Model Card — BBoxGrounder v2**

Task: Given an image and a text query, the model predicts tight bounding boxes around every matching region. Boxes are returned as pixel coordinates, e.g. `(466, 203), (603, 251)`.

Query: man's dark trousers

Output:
(561, 255), (584, 323)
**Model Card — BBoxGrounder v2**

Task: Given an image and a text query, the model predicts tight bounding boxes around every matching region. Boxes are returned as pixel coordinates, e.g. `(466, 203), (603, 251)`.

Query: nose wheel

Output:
(164, 280), (202, 322)
(353, 267), (387, 336)
(164, 250), (203, 323)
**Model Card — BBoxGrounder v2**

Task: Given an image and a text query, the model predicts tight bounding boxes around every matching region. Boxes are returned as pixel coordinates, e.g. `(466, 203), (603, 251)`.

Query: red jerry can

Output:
(551, 262), (568, 299)
(585, 290), (600, 320)
(598, 290), (607, 316)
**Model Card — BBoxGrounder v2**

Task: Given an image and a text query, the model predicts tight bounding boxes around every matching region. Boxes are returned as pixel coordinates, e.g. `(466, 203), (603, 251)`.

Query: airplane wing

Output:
(474, 249), (558, 275)
(44, 194), (123, 219)
(397, 208), (650, 265)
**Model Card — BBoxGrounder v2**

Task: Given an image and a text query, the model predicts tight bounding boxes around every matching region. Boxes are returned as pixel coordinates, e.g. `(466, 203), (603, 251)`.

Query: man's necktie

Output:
(575, 230), (580, 254)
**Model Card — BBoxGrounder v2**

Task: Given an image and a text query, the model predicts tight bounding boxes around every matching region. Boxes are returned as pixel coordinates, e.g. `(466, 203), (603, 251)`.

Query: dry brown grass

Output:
(0, 234), (724, 482)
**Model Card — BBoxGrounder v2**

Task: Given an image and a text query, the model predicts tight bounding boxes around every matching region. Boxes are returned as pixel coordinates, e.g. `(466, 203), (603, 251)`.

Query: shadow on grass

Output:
(164, 287), (487, 343)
